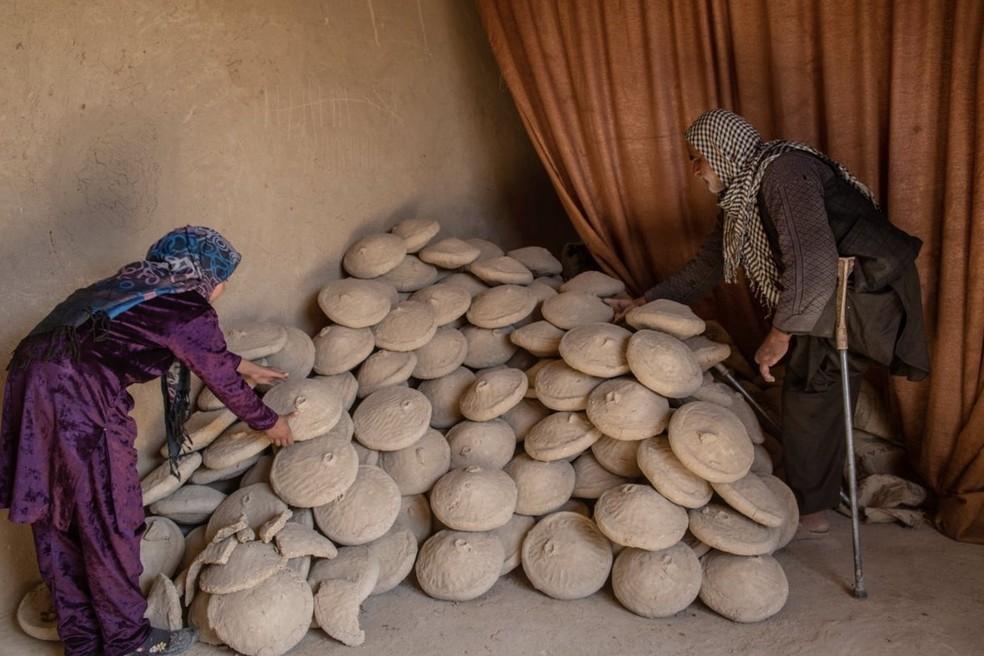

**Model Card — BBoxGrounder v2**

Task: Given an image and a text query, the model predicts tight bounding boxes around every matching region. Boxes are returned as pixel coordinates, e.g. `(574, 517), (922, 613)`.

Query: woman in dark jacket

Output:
(1, 226), (294, 656)
(609, 110), (929, 536)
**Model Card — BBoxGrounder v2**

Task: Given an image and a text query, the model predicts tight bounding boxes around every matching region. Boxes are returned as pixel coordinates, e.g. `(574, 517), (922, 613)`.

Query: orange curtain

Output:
(478, 0), (984, 542)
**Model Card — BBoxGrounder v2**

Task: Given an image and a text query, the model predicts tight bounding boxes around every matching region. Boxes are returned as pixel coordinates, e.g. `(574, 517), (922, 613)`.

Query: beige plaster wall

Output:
(0, 0), (570, 636)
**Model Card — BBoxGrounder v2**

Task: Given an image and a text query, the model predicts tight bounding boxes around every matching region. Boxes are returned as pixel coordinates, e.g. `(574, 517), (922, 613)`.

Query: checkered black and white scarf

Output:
(684, 109), (876, 310)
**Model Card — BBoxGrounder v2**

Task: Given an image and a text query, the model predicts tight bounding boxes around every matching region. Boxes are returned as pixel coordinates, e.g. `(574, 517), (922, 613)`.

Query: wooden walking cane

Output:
(836, 256), (867, 599)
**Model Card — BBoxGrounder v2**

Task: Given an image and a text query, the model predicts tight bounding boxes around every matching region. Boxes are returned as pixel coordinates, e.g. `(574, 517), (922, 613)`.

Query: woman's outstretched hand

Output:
(604, 295), (645, 322)
(265, 415), (295, 448)
(237, 359), (289, 387)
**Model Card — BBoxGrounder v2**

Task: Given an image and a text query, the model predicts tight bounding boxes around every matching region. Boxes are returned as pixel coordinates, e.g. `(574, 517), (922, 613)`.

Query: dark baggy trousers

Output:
(32, 512), (148, 656)
(781, 336), (868, 514)
(781, 283), (907, 515)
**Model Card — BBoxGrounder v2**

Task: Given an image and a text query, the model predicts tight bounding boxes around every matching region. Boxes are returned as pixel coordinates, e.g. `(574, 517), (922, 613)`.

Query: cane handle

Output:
(835, 257), (855, 351)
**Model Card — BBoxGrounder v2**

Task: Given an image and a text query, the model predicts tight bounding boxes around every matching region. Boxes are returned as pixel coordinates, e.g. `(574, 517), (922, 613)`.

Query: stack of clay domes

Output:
(20, 220), (799, 655)
(130, 313), (423, 654)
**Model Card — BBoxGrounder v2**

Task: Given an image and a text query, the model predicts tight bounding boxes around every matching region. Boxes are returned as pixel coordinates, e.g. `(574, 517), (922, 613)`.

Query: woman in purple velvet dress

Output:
(0, 226), (294, 656)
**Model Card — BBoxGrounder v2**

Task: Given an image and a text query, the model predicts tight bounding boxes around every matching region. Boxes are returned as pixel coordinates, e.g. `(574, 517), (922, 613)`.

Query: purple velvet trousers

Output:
(32, 508), (149, 656)
(2, 357), (151, 656)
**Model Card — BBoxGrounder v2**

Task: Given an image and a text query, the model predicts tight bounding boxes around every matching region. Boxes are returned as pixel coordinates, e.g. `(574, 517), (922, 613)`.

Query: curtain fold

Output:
(478, 0), (984, 542)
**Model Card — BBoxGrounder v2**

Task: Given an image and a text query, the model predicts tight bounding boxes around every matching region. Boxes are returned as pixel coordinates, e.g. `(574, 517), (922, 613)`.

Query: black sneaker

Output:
(125, 627), (198, 655)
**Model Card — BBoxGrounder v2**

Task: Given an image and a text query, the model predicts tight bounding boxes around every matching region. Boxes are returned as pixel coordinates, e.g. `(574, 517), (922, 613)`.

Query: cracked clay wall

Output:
(0, 0), (570, 629)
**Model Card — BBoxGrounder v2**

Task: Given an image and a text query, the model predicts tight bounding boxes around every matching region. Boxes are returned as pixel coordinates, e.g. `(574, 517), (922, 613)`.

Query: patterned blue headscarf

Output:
(19, 226), (241, 475)
(29, 225), (241, 336)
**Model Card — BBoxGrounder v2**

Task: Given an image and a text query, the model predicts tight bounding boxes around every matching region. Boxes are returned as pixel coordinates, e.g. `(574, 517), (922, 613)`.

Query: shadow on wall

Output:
(442, 2), (574, 251)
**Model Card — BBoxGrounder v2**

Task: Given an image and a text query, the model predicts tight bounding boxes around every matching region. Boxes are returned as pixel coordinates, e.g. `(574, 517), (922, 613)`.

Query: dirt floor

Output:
(3, 514), (982, 656)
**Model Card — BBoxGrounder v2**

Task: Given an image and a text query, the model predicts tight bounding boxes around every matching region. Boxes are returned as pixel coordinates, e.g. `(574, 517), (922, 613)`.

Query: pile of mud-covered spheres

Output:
(20, 220), (812, 655)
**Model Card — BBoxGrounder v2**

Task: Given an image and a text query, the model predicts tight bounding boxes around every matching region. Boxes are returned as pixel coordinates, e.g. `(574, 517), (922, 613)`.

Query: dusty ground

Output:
(3, 515), (982, 656)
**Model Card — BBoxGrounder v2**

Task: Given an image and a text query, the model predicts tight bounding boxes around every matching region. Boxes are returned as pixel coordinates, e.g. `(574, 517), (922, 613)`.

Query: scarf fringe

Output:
(686, 111), (874, 312)
(6, 310), (111, 371)
(162, 361), (193, 479)
(7, 309), (193, 480)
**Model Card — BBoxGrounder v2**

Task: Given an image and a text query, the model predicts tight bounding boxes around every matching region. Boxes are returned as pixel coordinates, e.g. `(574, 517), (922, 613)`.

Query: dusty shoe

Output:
(794, 511), (830, 540)
(126, 627), (198, 655)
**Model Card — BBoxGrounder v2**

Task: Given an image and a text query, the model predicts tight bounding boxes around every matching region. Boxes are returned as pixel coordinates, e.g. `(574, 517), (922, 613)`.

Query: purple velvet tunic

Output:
(0, 291), (278, 655)
(0, 290), (277, 530)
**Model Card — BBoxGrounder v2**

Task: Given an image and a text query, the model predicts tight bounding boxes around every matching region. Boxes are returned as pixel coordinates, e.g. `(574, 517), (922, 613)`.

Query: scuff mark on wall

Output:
(366, 0), (381, 47)
(416, 0), (431, 57)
